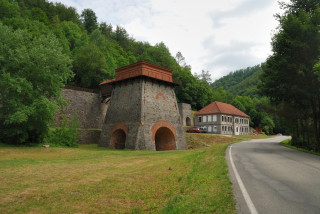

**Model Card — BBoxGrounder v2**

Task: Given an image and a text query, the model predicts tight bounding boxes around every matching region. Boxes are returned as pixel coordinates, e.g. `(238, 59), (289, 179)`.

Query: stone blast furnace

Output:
(99, 61), (187, 151)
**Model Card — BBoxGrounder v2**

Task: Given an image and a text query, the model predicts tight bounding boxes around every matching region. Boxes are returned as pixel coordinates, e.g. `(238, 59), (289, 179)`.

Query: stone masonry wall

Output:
(178, 103), (194, 127)
(142, 78), (186, 150)
(99, 77), (187, 150)
(55, 87), (108, 144)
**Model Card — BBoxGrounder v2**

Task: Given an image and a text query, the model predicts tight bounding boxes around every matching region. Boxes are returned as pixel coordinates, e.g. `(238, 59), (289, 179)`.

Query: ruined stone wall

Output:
(55, 87), (108, 143)
(178, 103), (194, 127)
(99, 77), (187, 150)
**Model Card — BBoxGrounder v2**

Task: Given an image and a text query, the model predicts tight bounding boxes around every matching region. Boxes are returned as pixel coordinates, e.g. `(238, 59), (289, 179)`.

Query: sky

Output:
(53, 0), (287, 81)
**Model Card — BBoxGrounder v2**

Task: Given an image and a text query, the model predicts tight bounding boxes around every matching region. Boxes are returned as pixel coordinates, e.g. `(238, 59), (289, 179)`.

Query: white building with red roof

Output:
(195, 101), (250, 135)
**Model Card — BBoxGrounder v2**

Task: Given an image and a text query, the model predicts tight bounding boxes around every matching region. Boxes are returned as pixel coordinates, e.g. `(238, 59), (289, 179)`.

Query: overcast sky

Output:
(54, 0), (287, 80)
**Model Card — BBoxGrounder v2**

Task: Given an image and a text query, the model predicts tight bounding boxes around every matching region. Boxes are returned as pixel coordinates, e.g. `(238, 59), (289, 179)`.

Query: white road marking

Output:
(229, 145), (258, 214)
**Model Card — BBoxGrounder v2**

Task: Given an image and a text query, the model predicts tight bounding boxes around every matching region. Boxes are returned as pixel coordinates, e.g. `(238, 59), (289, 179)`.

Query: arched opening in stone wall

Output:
(155, 127), (176, 151)
(110, 129), (126, 149)
(186, 117), (191, 126)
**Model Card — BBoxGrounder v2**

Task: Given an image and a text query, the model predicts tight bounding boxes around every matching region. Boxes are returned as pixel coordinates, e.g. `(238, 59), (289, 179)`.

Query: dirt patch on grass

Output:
(186, 133), (235, 149)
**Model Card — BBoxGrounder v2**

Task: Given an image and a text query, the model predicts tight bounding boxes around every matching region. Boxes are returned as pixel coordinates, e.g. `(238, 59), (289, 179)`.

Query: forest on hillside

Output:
(211, 65), (262, 98)
(0, 0), (299, 145)
(259, 0), (320, 151)
(0, 0), (218, 108)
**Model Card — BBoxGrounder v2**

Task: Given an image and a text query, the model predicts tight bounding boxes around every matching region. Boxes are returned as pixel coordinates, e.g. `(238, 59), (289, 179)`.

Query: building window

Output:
(203, 115), (207, 123)
(221, 116), (224, 122)
(208, 115), (212, 122)
(213, 126), (217, 132)
(198, 116), (202, 122)
(213, 115), (217, 122)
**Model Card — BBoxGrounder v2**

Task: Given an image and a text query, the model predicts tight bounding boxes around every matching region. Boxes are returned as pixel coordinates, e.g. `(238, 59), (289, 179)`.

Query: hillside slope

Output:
(211, 64), (262, 97)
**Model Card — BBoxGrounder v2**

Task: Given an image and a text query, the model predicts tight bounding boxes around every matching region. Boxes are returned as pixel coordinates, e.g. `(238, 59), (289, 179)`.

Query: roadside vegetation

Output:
(281, 139), (320, 157)
(0, 133), (266, 213)
(259, 0), (320, 152)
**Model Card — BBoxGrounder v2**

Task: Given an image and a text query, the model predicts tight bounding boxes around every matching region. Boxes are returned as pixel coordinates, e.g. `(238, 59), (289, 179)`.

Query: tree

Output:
(0, 24), (73, 144)
(260, 115), (275, 135)
(27, 7), (50, 26)
(195, 70), (212, 84)
(175, 51), (186, 67)
(0, 0), (20, 19)
(314, 60), (320, 81)
(211, 87), (233, 104)
(73, 43), (108, 89)
(80, 8), (97, 34)
(53, 3), (80, 24)
(58, 21), (88, 51)
(259, 0), (320, 150)
(138, 42), (179, 70)
(99, 22), (113, 39)
(114, 25), (134, 51)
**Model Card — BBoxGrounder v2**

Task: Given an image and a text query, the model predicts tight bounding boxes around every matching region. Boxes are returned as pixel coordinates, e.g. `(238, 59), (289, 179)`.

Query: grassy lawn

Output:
(0, 134), (265, 213)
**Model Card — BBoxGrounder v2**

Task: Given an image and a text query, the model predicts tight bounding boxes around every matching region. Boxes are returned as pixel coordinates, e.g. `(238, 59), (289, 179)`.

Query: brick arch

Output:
(110, 123), (129, 149)
(151, 120), (177, 141)
(156, 93), (166, 101)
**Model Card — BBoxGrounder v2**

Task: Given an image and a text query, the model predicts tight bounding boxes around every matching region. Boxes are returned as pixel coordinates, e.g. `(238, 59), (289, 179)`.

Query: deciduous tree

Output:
(259, 0), (320, 150)
(80, 8), (97, 34)
(0, 24), (73, 144)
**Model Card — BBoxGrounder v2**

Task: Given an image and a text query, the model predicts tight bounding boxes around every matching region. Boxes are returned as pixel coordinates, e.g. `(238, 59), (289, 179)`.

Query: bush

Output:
(45, 116), (79, 147)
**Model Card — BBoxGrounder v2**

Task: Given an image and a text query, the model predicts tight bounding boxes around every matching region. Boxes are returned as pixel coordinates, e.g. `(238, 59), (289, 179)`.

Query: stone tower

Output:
(99, 61), (187, 150)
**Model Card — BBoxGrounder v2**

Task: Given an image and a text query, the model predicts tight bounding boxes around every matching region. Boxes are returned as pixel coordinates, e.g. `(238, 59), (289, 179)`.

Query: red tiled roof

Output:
(195, 101), (249, 118)
(99, 79), (116, 85)
(99, 61), (175, 86)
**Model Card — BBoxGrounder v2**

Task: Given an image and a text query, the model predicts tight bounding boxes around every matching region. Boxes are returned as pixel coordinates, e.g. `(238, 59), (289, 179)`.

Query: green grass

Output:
(280, 139), (320, 156)
(0, 134), (253, 213)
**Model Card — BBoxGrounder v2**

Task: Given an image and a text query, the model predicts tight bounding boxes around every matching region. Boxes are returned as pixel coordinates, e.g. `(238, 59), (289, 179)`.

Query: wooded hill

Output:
(0, 0), (217, 110)
(211, 65), (262, 98)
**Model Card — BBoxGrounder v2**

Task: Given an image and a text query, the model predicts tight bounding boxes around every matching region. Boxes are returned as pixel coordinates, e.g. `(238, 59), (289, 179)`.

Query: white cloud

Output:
(54, 0), (287, 80)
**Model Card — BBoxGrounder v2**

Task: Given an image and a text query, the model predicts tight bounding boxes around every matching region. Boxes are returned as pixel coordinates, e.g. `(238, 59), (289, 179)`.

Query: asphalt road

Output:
(226, 136), (320, 214)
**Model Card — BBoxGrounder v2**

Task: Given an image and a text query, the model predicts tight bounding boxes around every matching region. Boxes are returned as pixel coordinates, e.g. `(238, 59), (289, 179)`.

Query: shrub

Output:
(45, 116), (79, 147)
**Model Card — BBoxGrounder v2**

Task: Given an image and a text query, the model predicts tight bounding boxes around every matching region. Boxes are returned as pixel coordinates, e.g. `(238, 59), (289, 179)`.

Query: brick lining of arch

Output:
(111, 123), (128, 136)
(110, 123), (129, 148)
(156, 93), (166, 101)
(151, 120), (177, 141)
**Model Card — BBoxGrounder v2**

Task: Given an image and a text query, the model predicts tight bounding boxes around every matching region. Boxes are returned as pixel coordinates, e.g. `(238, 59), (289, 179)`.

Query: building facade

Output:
(195, 101), (250, 135)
